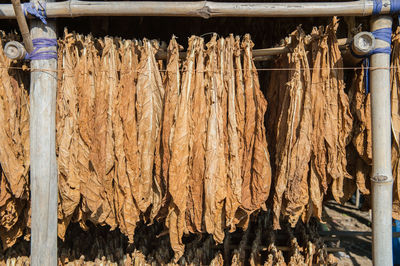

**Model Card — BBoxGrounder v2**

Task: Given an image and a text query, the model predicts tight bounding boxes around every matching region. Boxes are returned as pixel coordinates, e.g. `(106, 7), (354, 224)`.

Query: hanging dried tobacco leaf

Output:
(271, 28), (312, 229)
(135, 39), (164, 214)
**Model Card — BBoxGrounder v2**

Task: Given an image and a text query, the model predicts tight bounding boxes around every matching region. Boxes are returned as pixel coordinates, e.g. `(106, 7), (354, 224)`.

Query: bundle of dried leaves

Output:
(267, 17), (353, 230)
(0, 32), (30, 250)
(54, 32), (272, 260)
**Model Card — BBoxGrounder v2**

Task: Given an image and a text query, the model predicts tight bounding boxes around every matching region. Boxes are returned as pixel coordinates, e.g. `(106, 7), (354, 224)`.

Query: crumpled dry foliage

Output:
(54, 32), (272, 260)
(56, 32), (165, 242)
(0, 31), (271, 255)
(0, 32), (30, 250)
(348, 66), (372, 197)
(9, 18), (397, 257)
(164, 34), (271, 259)
(350, 68), (372, 166)
(268, 18), (353, 229)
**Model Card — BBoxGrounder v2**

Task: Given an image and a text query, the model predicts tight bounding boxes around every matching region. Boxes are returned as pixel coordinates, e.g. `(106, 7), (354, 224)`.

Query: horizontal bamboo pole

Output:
(0, 0), (382, 19)
(155, 37), (350, 61)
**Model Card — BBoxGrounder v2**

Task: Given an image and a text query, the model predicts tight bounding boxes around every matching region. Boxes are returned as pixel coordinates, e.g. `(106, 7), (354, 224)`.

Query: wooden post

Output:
(370, 15), (393, 266)
(29, 0), (58, 265)
(11, 0), (34, 53)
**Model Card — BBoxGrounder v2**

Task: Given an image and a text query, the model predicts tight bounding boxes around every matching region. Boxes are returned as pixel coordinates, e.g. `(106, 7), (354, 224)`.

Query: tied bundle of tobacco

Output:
(56, 32), (164, 242)
(0, 33), (30, 250)
(268, 17), (353, 230)
(163, 34), (271, 259)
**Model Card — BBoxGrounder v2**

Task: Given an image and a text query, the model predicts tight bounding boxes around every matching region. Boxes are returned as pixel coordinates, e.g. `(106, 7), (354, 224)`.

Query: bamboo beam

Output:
(155, 37), (350, 61)
(29, 0), (58, 265)
(0, 1), (383, 19)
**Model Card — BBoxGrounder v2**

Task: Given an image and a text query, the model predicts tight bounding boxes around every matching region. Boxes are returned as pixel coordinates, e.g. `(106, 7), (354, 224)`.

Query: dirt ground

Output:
(323, 199), (372, 266)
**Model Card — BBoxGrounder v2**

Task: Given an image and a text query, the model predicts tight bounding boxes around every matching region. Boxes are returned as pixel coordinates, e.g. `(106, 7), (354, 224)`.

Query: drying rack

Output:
(0, 1), (395, 265)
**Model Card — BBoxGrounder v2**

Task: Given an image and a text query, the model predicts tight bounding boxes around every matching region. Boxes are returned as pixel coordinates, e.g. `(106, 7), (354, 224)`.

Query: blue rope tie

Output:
(371, 28), (392, 44)
(370, 27), (392, 55)
(22, 1), (47, 24)
(364, 58), (370, 94)
(391, 0), (400, 13)
(25, 38), (57, 60)
(373, 0), (400, 14)
(373, 0), (383, 15)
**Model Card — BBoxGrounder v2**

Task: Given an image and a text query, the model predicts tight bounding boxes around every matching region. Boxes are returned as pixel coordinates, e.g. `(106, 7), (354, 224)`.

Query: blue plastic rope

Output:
(391, 0), (400, 13)
(394, 220), (400, 264)
(25, 38), (57, 60)
(372, 28), (392, 44)
(364, 58), (370, 94)
(369, 46), (392, 55)
(373, 0), (383, 15)
(370, 27), (392, 55)
(22, 1), (47, 25)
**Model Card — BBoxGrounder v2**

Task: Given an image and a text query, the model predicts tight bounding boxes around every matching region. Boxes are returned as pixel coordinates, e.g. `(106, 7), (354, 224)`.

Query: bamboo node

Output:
(196, 4), (211, 19)
(371, 175), (392, 182)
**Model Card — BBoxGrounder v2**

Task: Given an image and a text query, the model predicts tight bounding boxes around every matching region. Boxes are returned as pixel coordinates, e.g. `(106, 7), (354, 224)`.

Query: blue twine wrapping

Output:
(25, 38), (57, 60)
(372, 0), (400, 14)
(370, 27), (392, 55)
(369, 46), (392, 55)
(391, 0), (400, 13)
(373, 0), (383, 15)
(372, 28), (392, 44)
(364, 58), (370, 94)
(22, 1), (47, 25)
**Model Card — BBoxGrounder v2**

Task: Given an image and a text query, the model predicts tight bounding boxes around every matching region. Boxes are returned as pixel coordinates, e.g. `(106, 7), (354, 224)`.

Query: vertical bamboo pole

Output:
(370, 15), (393, 266)
(29, 0), (58, 265)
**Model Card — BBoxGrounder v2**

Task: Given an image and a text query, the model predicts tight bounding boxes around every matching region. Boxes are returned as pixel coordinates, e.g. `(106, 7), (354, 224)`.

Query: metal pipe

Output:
(0, 0), (384, 19)
(370, 15), (393, 266)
